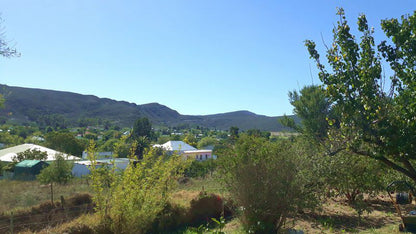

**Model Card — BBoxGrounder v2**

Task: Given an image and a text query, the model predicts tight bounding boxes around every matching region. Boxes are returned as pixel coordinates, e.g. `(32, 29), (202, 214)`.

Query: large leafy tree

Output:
(305, 9), (416, 182)
(45, 131), (86, 156)
(131, 117), (152, 140)
(286, 85), (387, 206)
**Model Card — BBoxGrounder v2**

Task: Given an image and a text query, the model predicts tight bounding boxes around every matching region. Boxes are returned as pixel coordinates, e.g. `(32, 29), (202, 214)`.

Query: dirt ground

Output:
(289, 195), (404, 233)
(222, 195), (408, 233)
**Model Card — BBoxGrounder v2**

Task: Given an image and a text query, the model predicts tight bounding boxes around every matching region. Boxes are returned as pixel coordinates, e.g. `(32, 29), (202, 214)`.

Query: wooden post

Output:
(50, 183), (54, 205)
(10, 211), (13, 234)
(60, 195), (65, 209)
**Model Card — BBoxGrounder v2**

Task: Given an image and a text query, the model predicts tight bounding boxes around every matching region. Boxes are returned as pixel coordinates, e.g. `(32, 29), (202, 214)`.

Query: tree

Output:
(0, 131), (24, 146)
(133, 136), (149, 159)
(45, 131), (86, 156)
(284, 85), (332, 141)
(229, 126), (239, 139)
(183, 133), (197, 148)
(131, 117), (152, 140)
(286, 86), (387, 206)
(13, 149), (47, 162)
(246, 129), (271, 139)
(131, 117), (153, 159)
(37, 154), (73, 204)
(197, 136), (217, 149)
(305, 9), (416, 183)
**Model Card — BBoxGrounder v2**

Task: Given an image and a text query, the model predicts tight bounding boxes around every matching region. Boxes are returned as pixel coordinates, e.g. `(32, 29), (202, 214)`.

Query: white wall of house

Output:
(183, 150), (213, 161)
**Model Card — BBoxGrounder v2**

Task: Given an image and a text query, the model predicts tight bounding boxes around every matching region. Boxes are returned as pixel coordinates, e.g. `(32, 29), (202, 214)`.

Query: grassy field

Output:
(0, 178), (92, 214)
(0, 176), (413, 233)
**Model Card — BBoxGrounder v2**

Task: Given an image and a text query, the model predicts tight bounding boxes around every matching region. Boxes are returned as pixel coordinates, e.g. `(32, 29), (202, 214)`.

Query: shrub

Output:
(187, 192), (223, 225)
(67, 193), (93, 207)
(184, 160), (217, 178)
(88, 142), (189, 234)
(217, 135), (320, 233)
(150, 202), (188, 233)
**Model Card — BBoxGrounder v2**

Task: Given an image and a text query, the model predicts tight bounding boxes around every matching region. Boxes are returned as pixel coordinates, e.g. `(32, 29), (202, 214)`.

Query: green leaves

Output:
(287, 85), (332, 141)
(88, 141), (188, 233)
(217, 135), (320, 232)
(305, 8), (416, 182)
(37, 154), (73, 185)
(14, 149), (47, 162)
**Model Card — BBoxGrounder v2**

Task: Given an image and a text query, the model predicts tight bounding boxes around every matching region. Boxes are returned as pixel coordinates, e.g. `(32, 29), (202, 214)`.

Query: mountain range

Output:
(0, 84), (295, 131)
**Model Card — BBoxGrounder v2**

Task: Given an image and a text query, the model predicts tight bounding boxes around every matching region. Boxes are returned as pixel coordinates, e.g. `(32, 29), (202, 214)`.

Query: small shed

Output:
(14, 160), (49, 180)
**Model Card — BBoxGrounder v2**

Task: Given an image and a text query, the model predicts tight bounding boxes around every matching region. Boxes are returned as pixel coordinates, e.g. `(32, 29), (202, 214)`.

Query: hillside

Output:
(0, 84), (294, 131)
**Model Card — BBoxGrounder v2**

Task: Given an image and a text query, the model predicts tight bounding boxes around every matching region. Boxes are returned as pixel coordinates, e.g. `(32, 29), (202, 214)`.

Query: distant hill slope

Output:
(0, 84), (295, 131)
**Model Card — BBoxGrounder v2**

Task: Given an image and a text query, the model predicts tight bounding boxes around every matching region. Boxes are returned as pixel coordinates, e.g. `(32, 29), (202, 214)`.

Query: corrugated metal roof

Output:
(15, 160), (43, 168)
(0, 144), (80, 162)
(155, 141), (196, 151)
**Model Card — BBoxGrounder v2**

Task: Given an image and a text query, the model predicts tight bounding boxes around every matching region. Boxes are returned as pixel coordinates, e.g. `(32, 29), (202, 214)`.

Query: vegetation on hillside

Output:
(0, 84), (293, 131)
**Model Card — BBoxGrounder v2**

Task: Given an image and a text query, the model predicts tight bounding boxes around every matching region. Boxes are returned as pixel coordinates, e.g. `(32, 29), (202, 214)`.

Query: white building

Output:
(153, 141), (214, 161)
(183, 149), (214, 161)
(72, 158), (130, 177)
(153, 141), (197, 153)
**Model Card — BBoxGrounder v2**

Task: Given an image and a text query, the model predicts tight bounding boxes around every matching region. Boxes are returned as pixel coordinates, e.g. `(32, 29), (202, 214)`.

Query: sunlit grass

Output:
(0, 178), (92, 214)
(177, 175), (227, 196)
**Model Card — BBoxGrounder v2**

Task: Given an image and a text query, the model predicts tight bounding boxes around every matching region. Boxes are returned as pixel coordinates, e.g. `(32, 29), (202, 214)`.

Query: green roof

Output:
(15, 160), (43, 168)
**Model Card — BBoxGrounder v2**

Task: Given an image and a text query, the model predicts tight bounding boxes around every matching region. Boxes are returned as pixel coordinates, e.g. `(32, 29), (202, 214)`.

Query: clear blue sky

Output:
(0, 1), (414, 116)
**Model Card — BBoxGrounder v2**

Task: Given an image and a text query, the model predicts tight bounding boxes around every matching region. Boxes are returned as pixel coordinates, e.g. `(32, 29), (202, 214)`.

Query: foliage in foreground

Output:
(88, 142), (189, 233)
(217, 135), (321, 233)
(306, 8), (416, 183)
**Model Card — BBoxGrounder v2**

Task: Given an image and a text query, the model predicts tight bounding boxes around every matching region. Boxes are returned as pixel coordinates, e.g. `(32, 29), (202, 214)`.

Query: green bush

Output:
(184, 160), (217, 178)
(217, 135), (320, 233)
(187, 192), (223, 225)
(150, 202), (188, 233)
(88, 143), (189, 234)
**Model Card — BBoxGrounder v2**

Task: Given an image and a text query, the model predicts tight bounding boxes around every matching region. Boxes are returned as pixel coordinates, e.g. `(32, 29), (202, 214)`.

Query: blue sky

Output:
(0, 1), (414, 116)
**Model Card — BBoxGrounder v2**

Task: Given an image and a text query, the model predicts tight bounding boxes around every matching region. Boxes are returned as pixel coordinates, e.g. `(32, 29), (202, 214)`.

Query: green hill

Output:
(0, 84), (295, 131)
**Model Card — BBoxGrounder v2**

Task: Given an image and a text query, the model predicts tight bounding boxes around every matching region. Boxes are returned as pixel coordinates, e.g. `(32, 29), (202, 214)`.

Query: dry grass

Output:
(176, 176), (228, 197)
(28, 213), (102, 234)
(0, 178), (92, 214)
(290, 196), (403, 233)
(171, 190), (200, 208)
(4, 176), (414, 233)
